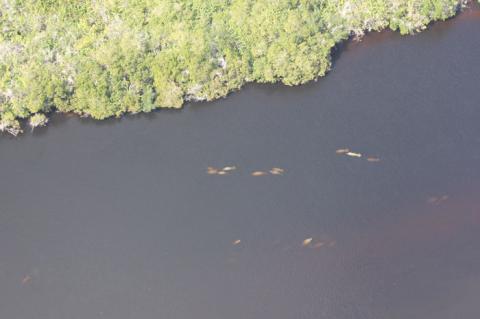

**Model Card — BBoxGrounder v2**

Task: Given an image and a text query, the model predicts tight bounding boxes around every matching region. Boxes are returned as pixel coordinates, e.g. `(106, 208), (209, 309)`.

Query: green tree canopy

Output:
(0, 0), (468, 134)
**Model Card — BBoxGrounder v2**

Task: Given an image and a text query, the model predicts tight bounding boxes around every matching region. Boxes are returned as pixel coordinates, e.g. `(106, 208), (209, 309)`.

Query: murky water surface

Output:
(1, 6), (480, 319)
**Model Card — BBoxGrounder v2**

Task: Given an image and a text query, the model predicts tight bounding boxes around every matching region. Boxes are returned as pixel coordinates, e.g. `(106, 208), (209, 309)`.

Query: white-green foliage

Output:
(29, 113), (48, 129)
(0, 0), (467, 133)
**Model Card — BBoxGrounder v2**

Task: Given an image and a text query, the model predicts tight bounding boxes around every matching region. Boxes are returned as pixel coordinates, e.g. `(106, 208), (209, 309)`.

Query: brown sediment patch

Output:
(459, 2), (480, 20)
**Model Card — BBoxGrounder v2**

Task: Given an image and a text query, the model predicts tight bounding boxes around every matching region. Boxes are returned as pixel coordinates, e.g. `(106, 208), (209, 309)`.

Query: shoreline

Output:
(1, 1), (479, 137)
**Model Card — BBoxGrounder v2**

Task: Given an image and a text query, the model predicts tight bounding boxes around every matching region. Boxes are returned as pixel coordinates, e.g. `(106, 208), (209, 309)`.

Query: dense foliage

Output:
(0, 0), (469, 134)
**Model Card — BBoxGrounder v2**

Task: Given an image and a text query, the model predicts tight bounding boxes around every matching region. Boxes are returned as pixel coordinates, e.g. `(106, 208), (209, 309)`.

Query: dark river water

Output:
(1, 6), (480, 319)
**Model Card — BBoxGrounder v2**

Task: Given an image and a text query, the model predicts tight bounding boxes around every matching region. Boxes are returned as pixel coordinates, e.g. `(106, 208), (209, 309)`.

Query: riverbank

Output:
(0, 0), (477, 135)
